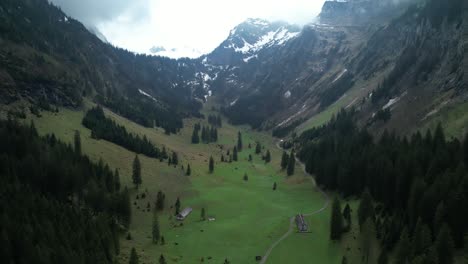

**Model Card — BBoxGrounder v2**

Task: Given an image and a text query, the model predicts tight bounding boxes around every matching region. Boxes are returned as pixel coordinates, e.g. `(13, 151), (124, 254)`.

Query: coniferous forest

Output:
(0, 118), (130, 263)
(82, 106), (162, 159)
(297, 109), (468, 261)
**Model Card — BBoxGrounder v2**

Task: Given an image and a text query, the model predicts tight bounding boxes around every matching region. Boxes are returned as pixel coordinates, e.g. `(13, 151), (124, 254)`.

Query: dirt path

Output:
(259, 140), (330, 264)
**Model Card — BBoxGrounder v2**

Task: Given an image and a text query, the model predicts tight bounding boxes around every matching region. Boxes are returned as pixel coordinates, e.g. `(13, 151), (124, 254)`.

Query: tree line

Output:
(0, 118), (130, 263)
(207, 114), (222, 127)
(298, 109), (468, 263)
(83, 106), (165, 159)
(191, 123), (218, 144)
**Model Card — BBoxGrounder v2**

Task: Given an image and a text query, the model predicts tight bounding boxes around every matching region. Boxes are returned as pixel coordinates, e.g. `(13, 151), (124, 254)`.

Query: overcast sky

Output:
(50, 0), (326, 58)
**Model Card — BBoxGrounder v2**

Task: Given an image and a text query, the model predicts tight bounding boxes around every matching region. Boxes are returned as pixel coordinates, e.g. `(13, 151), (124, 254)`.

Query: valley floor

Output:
(25, 99), (363, 264)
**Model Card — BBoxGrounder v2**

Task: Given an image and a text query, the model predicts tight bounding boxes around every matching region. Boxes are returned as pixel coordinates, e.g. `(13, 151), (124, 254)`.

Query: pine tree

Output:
(412, 218), (432, 257)
(114, 169), (121, 191)
(287, 151), (295, 176)
(395, 228), (410, 264)
(161, 147), (168, 159)
(156, 191), (165, 211)
(160, 236), (165, 245)
(237, 131), (243, 151)
(255, 142), (261, 154)
(132, 155), (142, 189)
(358, 189), (374, 229)
(209, 156), (214, 173)
(191, 126), (200, 144)
(341, 256), (348, 264)
(436, 224), (454, 264)
(330, 197), (343, 240)
(152, 213), (160, 244)
(201, 208), (206, 220)
(343, 203), (351, 227)
(172, 152), (178, 165)
(74, 130), (81, 156)
(273, 182), (277, 190)
(233, 147), (238, 161)
(186, 164), (191, 176)
(265, 150), (271, 163)
(221, 154), (225, 162)
(159, 254), (167, 264)
(129, 248), (139, 264)
(248, 154), (252, 162)
(281, 151), (288, 170)
(243, 173), (248, 181)
(175, 197), (181, 216)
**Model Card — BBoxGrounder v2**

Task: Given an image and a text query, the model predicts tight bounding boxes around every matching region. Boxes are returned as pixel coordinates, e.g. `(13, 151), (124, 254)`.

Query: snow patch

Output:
(243, 55), (257, 63)
(232, 27), (299, 55)
(284, 91), (291, 98)
(332, 69), (348, 83)
(230, 98), (239, 106)
(64, 16), (68, 22)
(139, 89), (157, 102)
(382, 97), (400, 110)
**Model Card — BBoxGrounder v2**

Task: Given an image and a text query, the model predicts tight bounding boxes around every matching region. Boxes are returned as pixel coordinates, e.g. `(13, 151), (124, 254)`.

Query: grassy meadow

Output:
(24, 99), (361, 264)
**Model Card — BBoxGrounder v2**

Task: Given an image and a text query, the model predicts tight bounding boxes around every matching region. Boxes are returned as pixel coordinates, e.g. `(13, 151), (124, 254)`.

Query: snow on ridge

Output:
(243, 55), (257, 63)
(332, 69), (348, 83)
(233, 27), (299, 55)
(138, 89), (157, 102)
(383, 97), (400, 110)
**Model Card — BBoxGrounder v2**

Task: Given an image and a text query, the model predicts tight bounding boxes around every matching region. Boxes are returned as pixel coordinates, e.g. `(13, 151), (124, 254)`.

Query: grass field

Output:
(25, 99), (361, 264)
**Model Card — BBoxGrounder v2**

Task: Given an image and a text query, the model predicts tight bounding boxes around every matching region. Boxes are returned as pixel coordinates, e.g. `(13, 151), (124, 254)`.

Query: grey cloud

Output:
(49, 0), (150, 26)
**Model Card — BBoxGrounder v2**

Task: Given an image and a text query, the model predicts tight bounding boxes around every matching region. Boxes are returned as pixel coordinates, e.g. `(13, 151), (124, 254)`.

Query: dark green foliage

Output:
(255, 142), (261, 154)
(83, 106), (162, 158)
(358, 190), (374, 229)
(435, 224), (454, 264)
(132, 155), (142, 189)
(320, 72), (355, 108)
(395, 228), (410, 264)
(243, 173), (248, 181)
(201, 208), (206, 220)
(341, 256), (348, 264)
(374, 109), (391, 123)
(159, 254), (167, 264)
(287, 151), (295, 176)
(273, 182), (277, 190)
(264, 150), (271, 163)
(233, 147), (238, 161)
(152, 214), (160, 244)
(330, 197), (343, 240)
(343, 203), (351, 227)
(156, 191), (165, 211)
(0, 119), (130, 264)
(281, 151), (289, 170)
(209, 156), (214, 173)
(74, 130), (81, 156)
(207, 114), (222, 127)
(191, 124), (200, 144)
(237, 131), (243, 151)
(200, 125), (218, 143)
(175, 197), (181, 216)
(272, 119), (304, 138)
(186, 164), (191, 176)
(160, 236), (165, 245)
(248, 154), (252, 161)
(129, 248), (139, 264)
(171, 152), (178, 165)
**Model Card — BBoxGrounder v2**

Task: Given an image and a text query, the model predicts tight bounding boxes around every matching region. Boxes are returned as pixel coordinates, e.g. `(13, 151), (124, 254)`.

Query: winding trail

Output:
(259, 140), (330, 264)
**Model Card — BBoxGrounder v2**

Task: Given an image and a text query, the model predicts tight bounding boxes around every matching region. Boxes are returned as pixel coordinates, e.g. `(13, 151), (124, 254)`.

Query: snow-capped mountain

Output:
(205, 18), (301, 65)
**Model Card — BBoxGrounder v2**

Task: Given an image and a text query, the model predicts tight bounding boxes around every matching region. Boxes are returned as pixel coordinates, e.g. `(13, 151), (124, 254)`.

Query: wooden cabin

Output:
(295, 214), (308, 232)
(176, 207), (193, 220)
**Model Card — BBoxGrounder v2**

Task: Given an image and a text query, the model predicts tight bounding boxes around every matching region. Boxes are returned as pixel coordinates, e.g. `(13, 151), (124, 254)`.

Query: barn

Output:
(176, 207), (193, 220)
(295, 214), (308, 232)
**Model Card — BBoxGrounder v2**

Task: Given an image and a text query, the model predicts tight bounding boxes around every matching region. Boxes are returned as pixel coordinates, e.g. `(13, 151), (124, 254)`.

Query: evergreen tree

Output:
(341, 256), (348, 264)
(201, 208), (206, 220)
(464, 132), (468, 168)
(395, 228), (410, 264)
(233, 147), (238, 161)
(330, 197), (343, 240)
(132, 155), (142, 189)
(287, 151), (295, 176)
(237, 131), (243, 151)
(281, 151), (289, 170)
(273, 182), (277, 190)
(248, 154), (252, 162)
(186, 164), (191, 176)
(412, 219), (432, 257)
(175, 197), (181, 216)
(255, 142), (261, 154)
(74, 130), (81, 156)
(221, 154), (225, 162)
(378, 250), (388, 264)
(343, 203), (351, 227)
(129, 248), (139, 264)
(209, 156), (214, 173)
(152, 213), (160, 244)
(243, 173), (248, 181)
(156, 191), (165, 211)
(358, 189), (374, 229)
(265, 150), (271, 163)
(114, 169), (121, 191)
(435, 224), (454, 264)
(172, 152), (178, 165)
(201, 127), (207, 143)
(159, 254), (167, 264)
(191, 126), (200, 144)
(361, 219), (377, 264)
(161, 147), (168, 159)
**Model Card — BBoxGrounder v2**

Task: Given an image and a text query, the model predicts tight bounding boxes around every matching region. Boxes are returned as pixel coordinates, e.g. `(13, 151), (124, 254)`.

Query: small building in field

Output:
(295, 214), (308, 232)
(176, 207), (193, 220)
